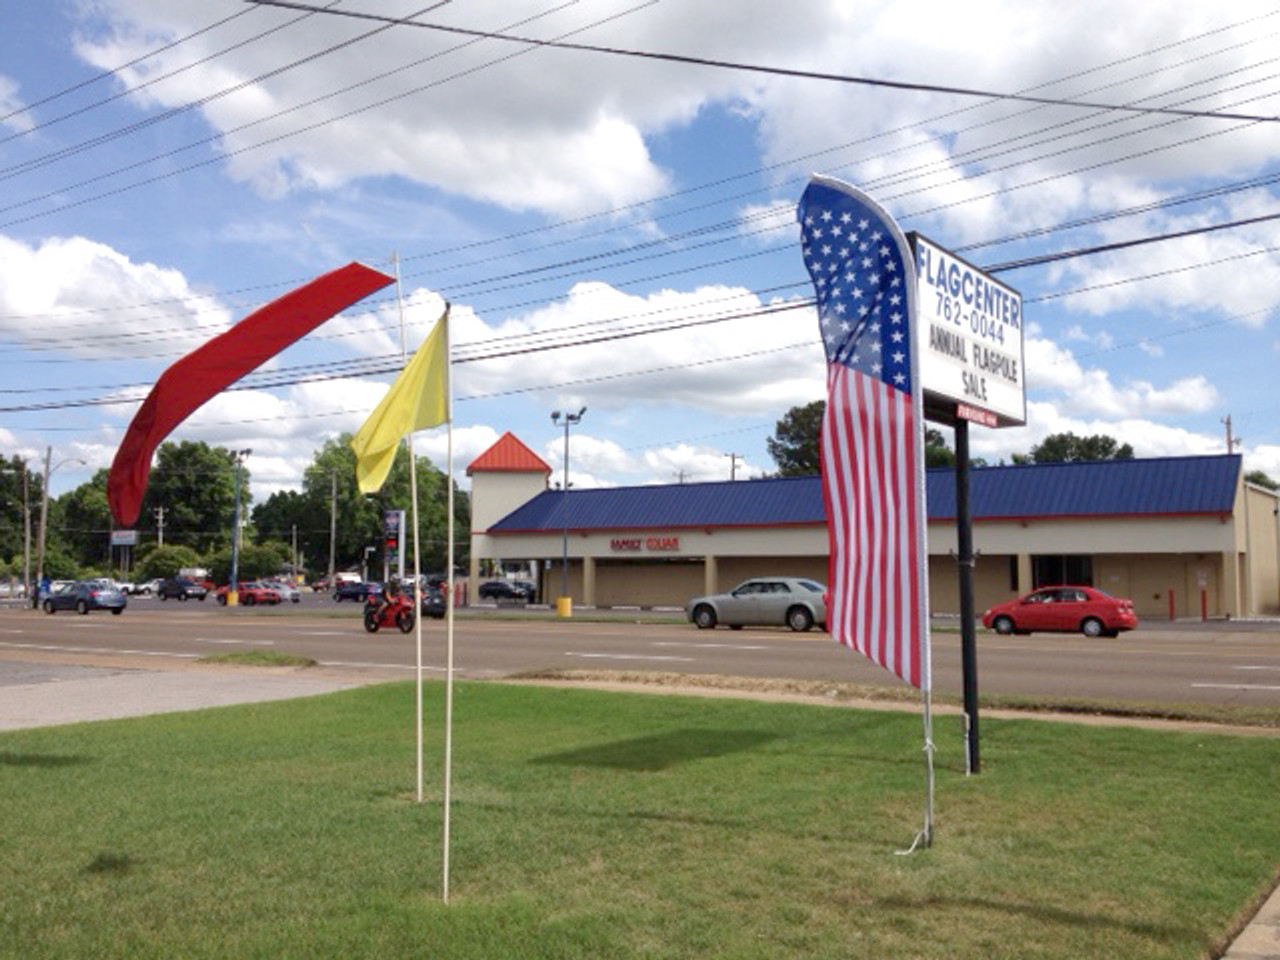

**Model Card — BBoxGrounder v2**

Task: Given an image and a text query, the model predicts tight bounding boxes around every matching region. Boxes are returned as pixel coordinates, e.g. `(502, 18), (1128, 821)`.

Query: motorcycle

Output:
(363, 592), (415, 633)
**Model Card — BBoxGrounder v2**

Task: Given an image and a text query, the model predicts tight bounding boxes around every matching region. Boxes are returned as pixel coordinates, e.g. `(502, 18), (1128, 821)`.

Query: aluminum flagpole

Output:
(392, 254), (426, 805)
(442, 304), (455, 904)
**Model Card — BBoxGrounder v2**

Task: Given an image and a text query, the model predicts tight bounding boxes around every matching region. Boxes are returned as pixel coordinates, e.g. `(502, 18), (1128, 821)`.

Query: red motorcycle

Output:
(363, 593), (415, 633)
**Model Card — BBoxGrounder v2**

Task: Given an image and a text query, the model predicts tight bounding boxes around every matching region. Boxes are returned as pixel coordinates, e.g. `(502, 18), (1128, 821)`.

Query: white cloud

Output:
(1023, 333), (1219, 416)
(0, 234), (231, 358)
(0, 75), (33, 133)
(970, 399), (1226, 464)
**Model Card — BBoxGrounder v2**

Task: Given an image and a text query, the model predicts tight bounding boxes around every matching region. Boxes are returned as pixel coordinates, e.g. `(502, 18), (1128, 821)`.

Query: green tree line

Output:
(0, 437), (468, 585)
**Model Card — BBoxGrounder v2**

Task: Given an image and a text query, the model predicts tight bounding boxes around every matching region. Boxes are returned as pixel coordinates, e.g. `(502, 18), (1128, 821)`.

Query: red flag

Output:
(798, 175), (930, 690)
(107, 262), (394, 527)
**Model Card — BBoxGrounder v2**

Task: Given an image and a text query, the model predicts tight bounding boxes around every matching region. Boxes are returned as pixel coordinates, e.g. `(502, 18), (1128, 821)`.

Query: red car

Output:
(981, 586), (1138, 638)
(215, 581), (283, 606)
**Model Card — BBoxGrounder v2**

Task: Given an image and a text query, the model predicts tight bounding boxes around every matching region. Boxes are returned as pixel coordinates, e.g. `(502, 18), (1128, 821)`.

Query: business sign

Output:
(610, 535), (681, 553)
(910, 233), (1026, 427)
(383, 509), (406, 579)
(110, 529), (138, 546)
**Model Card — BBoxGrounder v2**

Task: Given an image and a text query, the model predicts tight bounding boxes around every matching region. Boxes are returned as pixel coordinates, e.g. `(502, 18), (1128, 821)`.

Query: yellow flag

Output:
(351, 308), (449, 493)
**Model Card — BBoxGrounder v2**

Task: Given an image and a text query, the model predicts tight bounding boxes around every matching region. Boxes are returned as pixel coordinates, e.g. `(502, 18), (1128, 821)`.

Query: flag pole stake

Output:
(442, 305), (455, 905)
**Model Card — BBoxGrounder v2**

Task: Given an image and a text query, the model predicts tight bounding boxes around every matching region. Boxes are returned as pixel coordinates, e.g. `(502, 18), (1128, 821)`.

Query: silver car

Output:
(686, 577), (827, 632)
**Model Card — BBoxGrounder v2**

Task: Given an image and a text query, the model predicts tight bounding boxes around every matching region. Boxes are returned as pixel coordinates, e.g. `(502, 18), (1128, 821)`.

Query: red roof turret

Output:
(466, 432), (551, 476)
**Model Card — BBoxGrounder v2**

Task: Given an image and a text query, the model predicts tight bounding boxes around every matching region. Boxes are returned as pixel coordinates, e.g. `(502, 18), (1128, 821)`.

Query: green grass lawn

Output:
(1, 682), (1276, 959)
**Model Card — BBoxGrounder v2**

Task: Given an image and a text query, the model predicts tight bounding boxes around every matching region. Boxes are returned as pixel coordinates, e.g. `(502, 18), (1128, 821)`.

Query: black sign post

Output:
(954, 418), (979, 774)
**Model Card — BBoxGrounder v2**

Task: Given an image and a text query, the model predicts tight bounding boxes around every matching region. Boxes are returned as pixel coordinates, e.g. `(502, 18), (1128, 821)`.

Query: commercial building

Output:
(467, 432), (1280, 619)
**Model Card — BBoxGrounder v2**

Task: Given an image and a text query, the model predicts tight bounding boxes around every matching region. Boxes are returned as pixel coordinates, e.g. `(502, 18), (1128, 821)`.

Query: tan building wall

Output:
(475, 476), (1280, 617)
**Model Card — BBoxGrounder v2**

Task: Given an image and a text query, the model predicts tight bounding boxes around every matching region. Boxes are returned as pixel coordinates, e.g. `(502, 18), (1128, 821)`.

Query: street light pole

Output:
(550, 406), (585, 616)
(33, 447), (86, 592)
(227, 449), (251, 606)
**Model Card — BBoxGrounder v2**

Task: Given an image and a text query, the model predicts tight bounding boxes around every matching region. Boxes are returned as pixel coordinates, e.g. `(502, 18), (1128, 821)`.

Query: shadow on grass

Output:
(0, 752), (94, 768)
(85, 853), (138, 876)
(874, 894), (1197, 945)
(532, 728), (780, 772)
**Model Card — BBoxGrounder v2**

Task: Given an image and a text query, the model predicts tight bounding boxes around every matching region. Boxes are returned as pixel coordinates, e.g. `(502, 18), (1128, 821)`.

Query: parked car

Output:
(157, 577), (208, 601)
(334, 581), (380, 602)
(477, 579), (534, 602)
(420, 584), (446, 620)
(129, 578), (164, 596)
(215, 582), (283, 606)
(42, 580), (127, 616)
(264, 580), (302, 603)
(687, 577), (828, 632)
(982, 586), (1138, 638)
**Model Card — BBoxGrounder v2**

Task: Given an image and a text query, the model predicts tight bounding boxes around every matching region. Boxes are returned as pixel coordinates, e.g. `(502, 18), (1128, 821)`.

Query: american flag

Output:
(797, 175), (930, 691)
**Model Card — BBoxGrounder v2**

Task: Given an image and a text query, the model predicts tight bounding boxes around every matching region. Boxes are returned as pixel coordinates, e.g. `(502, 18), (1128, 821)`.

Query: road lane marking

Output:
(0, 641), (200, 659)
(565, 653), (695, 662)
(196, 638), (275, 646)
(1191, 683), (1280, 691)
(1233, 665), (1280, 671)
(653, 641), (770, 650)
(299, 631), (351, 636)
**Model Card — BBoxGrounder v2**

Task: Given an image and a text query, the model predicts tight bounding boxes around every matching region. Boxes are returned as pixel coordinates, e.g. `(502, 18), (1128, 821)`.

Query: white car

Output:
(266, 580), (302, 603)
(686, 577), (828, 632)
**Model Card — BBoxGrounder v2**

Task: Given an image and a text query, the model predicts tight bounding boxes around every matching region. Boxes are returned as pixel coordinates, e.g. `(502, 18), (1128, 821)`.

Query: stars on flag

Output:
(800, 204), (911, 391)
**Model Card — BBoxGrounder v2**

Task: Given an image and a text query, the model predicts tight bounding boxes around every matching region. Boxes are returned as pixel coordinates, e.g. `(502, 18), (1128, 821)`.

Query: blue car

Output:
(43, 581), (128, 616)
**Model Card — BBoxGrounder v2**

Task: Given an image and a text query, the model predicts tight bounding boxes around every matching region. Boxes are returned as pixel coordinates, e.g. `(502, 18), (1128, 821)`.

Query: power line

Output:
(2, 9), (1271, 327)
(247, 0), (1280, 124)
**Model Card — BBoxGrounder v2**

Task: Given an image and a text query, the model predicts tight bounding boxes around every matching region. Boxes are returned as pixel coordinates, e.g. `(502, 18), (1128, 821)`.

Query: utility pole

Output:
(1222, 415), (1241, 453)
(155, 505), (165, 547)
(35, 446), (50, 585)
(725, 452), (742, 481)
(672, 469), (689, 483)
(328, 470), (337, 583)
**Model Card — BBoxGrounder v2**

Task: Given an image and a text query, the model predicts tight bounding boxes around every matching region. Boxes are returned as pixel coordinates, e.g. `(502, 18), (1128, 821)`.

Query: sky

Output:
(2, 0), (1280, 512)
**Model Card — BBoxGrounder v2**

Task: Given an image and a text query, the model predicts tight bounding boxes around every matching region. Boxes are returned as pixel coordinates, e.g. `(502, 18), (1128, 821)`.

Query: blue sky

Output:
(2, 0), (1279, 506)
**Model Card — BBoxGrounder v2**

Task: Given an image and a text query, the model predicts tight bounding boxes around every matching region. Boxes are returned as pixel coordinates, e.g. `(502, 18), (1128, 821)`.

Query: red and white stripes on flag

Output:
(821, 363), (928, 689)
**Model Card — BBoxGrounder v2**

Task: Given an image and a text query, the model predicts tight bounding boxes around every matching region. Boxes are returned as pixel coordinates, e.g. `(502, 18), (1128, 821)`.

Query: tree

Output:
(139, 442), (241, 554)
(0, 454), (38, 571)
(136, 544), (203, 581)
(767, 401), (824, 476)
(924, 428), (955, 469)
(1246, 470), (1279, 491)
(1015, 432), (1134, 464)
(56, 469), (112, 571)
(207, 542), (289, 584)
(299, 435), (469, 577)
(768, 401), (961, 474)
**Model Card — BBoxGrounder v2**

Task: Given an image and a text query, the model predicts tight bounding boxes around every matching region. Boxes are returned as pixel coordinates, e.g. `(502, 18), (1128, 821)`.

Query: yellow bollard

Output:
(226, 590), (239, 607)
(555, 596), (572, 618)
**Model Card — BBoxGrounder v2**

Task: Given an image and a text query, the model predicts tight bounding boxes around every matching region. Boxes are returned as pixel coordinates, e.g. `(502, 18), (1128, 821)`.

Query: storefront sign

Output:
(610, 535), (681, 553)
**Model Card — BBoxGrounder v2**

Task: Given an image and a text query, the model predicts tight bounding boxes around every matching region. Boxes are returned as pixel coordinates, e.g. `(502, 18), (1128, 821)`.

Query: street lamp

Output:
(550, 406), (585, 617)
(34, 446), (86, 592)
(226, 449), (251, 607)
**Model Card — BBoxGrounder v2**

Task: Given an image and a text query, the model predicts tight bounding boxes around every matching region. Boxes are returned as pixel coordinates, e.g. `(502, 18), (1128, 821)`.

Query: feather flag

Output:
(797, 175), (930, 691)
(107, 262), (395, 527)
(351, 307), (449, 494)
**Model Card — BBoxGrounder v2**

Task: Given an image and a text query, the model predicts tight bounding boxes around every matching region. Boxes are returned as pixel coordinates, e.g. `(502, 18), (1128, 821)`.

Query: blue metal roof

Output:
(486, 454), (1241, 533)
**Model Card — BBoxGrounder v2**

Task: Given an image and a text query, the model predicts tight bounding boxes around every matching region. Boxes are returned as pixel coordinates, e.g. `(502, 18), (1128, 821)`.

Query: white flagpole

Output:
(442, 304), (455, 903)
(392, 255), (426, 805)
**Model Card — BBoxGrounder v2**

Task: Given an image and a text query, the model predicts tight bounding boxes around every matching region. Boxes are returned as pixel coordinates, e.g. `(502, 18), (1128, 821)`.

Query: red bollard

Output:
(1168, 589), (1175, 621)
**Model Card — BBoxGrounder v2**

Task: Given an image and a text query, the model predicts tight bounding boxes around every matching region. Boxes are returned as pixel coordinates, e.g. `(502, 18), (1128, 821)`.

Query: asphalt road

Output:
(2, 592), (1280, 708)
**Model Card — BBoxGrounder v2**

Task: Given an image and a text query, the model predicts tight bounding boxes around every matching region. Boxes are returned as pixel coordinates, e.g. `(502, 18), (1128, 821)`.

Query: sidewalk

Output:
(0, 657), (378, 731)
